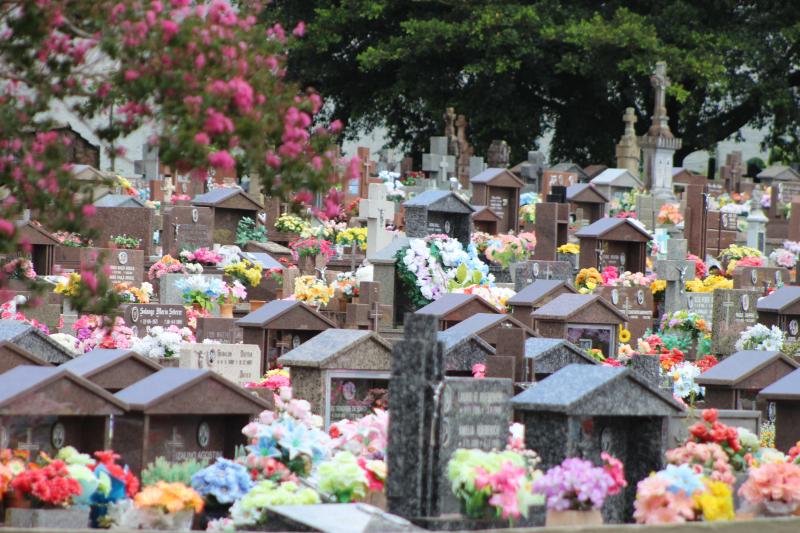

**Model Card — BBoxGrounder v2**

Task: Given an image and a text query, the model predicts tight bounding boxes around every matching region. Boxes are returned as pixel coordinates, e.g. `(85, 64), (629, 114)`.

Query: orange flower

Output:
(134, 482), (204, 513)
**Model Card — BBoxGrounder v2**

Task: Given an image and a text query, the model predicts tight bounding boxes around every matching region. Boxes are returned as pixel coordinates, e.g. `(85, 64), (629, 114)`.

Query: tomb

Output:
(59, 348), (162, 393)
(262, 504), (422, 533)
(161, 205), (214, 257)
(469, 168), (523, 233)
(512, 260), (574, 291)
(114, 368), (272, 475)
(583, 165), (608, 180)
(566, 183), (608, 225)
(759, 368), (800, 451)
(237, 300), (336, 370)
(756, 286), (800, 342)
(414, 293), (498, 330)
(0, 320), (76, 363)
(441, 312), (535, 348)
(711, 289), (760, 356)
(470, 205), (501, 235)
(436, 328), (495, 375)
(541, 163), (587, 197)
(178, 343), (261, 387)
(512, 365), (684, 523)
(90, 204), (156, 258)
(697, 350), (798, 413)
(531, 203), (570, 261)
(523, 337), (598, 382)
(0, 366), (126, 455)
(195, 317), (244, 344)
(531, 293), (626, 358)
(15, 221), (59, 276)
(590, 168), (643, 199)
(55, 247), (144, 286)
(277, 329), (392, 426)
(575, 217), (651, 273)
(0, 341), (51, 374)
(191, 188), (263, 245)
(733, 265), (789, 292)
(596, 285), (655, 341)
(403, 190), (474, 247)
(508, 280), (578, 329)
(756, 165), (800, 183)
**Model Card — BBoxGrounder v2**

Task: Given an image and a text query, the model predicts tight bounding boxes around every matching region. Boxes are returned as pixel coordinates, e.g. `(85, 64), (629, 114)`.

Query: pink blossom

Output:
(265, 152), (281, 168)
(292, 21), (305, 37)
(195, 53), (206, 69)
(203, 108), (234, 135)
(329, 119), (343, 133)
(0, 219), (14, 237)
(82, 204), (96, 217)
(208, 150), (235, 170)
(161, 19), (179, 42)
(194, 132), (210, 145)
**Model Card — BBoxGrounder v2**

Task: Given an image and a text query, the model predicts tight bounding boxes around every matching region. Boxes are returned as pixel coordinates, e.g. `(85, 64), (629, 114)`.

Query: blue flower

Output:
(191, 459), (253, 504)
(659, 464), (704, 495)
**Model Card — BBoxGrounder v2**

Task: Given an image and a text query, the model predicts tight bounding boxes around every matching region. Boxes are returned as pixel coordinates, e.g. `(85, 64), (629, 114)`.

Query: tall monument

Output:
(639, 61), (682, 200)
(615, 108), (640, 178)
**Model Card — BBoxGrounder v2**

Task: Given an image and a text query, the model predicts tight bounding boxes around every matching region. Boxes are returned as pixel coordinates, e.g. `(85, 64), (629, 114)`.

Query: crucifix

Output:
(358, 183), (395, 259)
(595, 245), (605, 270)
(675, 264), (689, 294)
(655, 238), (695, 316)
(422, 136), (455, 187)
(274, 336), (293, 357)
(369, 302), (383, 332)
(161, 175), (176, 205)
(165, 426), (185, 455)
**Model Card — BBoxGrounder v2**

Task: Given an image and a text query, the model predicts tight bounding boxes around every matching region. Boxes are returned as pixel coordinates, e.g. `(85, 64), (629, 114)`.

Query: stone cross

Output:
(165, 426), (184, 455)
(649, 61), (672, 136)
(520, 151), (546, 185)
(655, 238), (696, 316)
(369, 302), (383, 332)
(615, 108), (640, 178)
(161, 175), (176, 205)
(747, 189), (768, 254)
(422, 137), (455, 186)
(358, 183), (395, 259)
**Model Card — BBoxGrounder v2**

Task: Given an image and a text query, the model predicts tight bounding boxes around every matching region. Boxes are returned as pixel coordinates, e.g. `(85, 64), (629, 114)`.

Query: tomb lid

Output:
(524, 338), (597, 365)
(511, 364), (684, 415)
(696, 350), (798, 387)
(246, 241), (292, 255)
(0, 320), (77, 362)
(60, 348), (162, 379)
(115, 368), (271, 413)
(93, 194), (147, 208)
(508, 280), (578, 306)
(436, 329), (496, 354)
(590, 168), (643, 189)
(574, 217), (651, 240)
(277, 329), (391, 368)
(444, 313), (534, 339)
(469, 168), (524, 187)
(239, 251), (284, 271)
(402, 190), (475, 213)
(415, 293), (498, 318)
(470, 205), (502, 222)
(756, 286), (800, 313)
(15, 221), (59, 245)
(0, 341), (52, 367)
(0, 366), (127, 414)
(236, 300), (337, 328)
(756, 165), (800, 181)
(531, 293), (627, 322)
(760, 368), (800, 400)
(191, 188), (263, 210)
(264, 503), (422, 533)
(371, 236), (409, 264)
(566, 183), (609, 204)
(583, 164), (608, 179)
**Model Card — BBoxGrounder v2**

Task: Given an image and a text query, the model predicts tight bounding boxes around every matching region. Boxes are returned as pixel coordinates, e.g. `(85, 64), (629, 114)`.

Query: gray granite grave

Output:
(522, 337), (597, 382)
(0, 320), (76, 363)
(436, 329), (495, 374)
(158, 273), (223, 306)
(711, 289), (760, 355)
(263, 503), (422, 533)
(512, 261), (573, 292)
(403, 190), (474, 247)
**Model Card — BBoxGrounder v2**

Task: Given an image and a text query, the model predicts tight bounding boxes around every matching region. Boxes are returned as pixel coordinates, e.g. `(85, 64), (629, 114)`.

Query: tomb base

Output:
(5, 507), (90, 529)
(411, 507), (545, 530)
(545, 508), (603, 527)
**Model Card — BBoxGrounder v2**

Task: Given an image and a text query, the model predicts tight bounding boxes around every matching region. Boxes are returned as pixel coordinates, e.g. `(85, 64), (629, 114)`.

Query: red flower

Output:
(689, 423), (709, 440)
(702, 409), (719, 424)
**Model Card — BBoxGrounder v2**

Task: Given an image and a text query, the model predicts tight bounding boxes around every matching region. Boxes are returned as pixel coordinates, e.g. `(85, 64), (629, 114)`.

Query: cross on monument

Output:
(358, 183), (395, 259)
(165, 426), (185, 456)
(722, 293), (736, 325)
(18, 428), (38, 452)
(623, 108), (637, 137)
(655, 239), (696, 316)
(161, 175), (176, 205)
(421, 136), (455, 186)
(369, 302), (383, 332)
(648, 61), (672, 137)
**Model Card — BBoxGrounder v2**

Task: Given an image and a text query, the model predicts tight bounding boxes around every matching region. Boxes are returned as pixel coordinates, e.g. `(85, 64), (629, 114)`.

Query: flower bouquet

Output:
(532, 453), (626, 526)
(289, 238), (335, 274)
(73, 315), (133, 353)
(294, 275), (334, 308)
(665, 442), (735, 485)
(556, 243), (579, 255)
(726, 255), (765, 276)
(10, 460), (82, 508)
(131, 325), (195, 360)
(223, 259), (263, 288)
(228, 481), (319, 529)
(686, 410), (747, 472)
(685, 275), (732, 293)
(657, 203), (683, 225)
(739, 462), (800, 517)
(274, 213), (309, 234)
(317, 452), (369, 503)
(484, 235), (529, 268)
(331, 271), (359, 303)
(191, 459), (252, 521)
(770, 247), (797, 269)
(329, 409), (388, 460)
(575, 268), (602, 294)
(668, 361), (704, 404)
(175, 275), (225, 311)
(110, 234), (141, 250)
(89, 450), (139, 527)
(148, 256), (185, 281)
(244, 368), (291, 393)
(634, 464), (734, 524)
(2, 257), (36, 280)
(179, 247), (223, 266)
(219, 280), (247, 317)
(335, 227), (367, 251)
(129, 482), (204, 530)
(448, 449), (543, 521)
(735, 323), (785, 351)
(115, 282), (153, 304)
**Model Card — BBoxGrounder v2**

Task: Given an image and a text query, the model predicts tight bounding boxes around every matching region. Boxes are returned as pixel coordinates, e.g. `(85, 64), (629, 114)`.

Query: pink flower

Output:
(194, 132), (210, 145)
(124, 69), (140, 81)
(208, 150), (235, 170)
(161, 19), (179, 42)
(292, 21), (305, 37)
(82, 204), (96, 217)
(471, 363), (486, 378)
(0, 219), (15, 237)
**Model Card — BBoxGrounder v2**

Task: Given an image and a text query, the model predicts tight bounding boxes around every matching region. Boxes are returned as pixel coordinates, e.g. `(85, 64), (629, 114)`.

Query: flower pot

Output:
(365, 491), (387, 510)
(762, 500), (798, 517)
(250, 299), (266, 312)
(4, 491), (30, 509)
(545, 509), (603, 527)
(158, 357), (181, 368)
(219, 303), (234, 318)
(5, 507), (90, 529)
(298, 255), (316, 275)
(136, 508), (195, 530)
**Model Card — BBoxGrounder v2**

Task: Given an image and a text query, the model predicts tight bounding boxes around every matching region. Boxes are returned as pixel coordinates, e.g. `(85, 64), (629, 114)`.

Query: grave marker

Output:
(358, 183), (395, 258)
(178, 343), (261, 387)
(123, 304), (187, 337)
(712, 289), (760, 355)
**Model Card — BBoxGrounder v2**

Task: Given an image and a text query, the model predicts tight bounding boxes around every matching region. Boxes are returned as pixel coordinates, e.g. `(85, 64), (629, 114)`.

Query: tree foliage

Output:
(269, 1), (800, 165)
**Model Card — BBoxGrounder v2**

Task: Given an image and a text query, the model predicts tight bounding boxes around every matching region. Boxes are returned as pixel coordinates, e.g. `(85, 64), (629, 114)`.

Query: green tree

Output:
(268, 1), (800, 166)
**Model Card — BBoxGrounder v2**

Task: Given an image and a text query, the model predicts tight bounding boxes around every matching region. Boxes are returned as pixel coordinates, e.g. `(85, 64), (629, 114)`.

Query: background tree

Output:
(268, 1), (800, 166)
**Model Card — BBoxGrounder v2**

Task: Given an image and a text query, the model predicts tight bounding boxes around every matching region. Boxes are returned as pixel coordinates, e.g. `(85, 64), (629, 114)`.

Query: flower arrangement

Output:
(110, 234), (141, 250)
(235, 217), (268, 246)
(335, 227), (368, 251)
(134, 481), (204, 514)
(223, 259), (263, 288)
(175, 276), (226, 311)
(556, 243), (579, 255)
(130, 325), (195, 359)
(770, 247), (797, 269)
(661, 310), (710, 339)
(2, 257), (36, 280)
(148, 255), (185, 280)
(518, 232), (536, 251)
(519, 203), (536, 224)
(331, 271), (359, 302)
(687, 410), (746, 471)
(520, 191), (539, 206)
(53, 231), (89, 247)
(669, 362), (704, 402)
(229, 481), (320, 528)
(784, 240), (800, 255)
(448, 449), (543, 520)
(191, 459), (252, 506)
(685, 275), (732, 293)
(10, 460), (82, 507)
(289, 237), (335, 261)
(329, 409), (388, 460)
(220, 280), (247, 304)
(718, 244), (763, 262)
(470, 232), (492, 255)
(244, 368), (291, 392)
(293, 275), (334, 307)
(735, 323), (785, 351)
(274, 213), (309, 234)
(650, 278), (665, 295)
(665, 442), (735, 485)
(657, 203), (683, 225)
(0, 450), (28, 495)
(484, 235), (529, 268)
(634, 465), (733, 524)
(739, 462), (800, 512)
(73, 315), (133, 353)
(54, 272), (83, 297)
(600, 266), (654, 288)
(726, 255), (766, 276)
(179, 247), (223, 266)
(533, 453), (626, 512)
(451, 284), (515, 312)
(687, 254), (707, 278)
(575, 268), (602, 293)
(115, 282), (153, 304)
(317, 452), (368, 503)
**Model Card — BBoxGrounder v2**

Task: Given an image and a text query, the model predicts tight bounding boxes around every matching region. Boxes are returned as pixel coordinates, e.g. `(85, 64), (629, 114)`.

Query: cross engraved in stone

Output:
(369, 302), (383, 332)
(165, 426), (184, 454)
(722, 294), (735, 325)
(18, 428), (38, 451)
(543, 264), (553, 280)
(595, 246), (605, 270)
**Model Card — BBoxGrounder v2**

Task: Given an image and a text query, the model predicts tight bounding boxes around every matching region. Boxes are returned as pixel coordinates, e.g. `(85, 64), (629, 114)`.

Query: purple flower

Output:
(533, 457), (616, 511)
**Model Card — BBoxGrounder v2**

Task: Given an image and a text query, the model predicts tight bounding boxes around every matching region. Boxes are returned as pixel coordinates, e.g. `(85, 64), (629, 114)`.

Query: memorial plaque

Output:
(780, 181), (800, 203)
(123, 304), (186, 337)
(712, 289), (760, 355)
(686, 292), (714, 323)
(178, 343), (261, 387)
(541, 169), (577, 198)
(175, 224), (212, 252)
(733, 266), (789, 291)
(513, 260), (573, 291)
(598, 286), (654, 341)
(161, 206), (214, 257)
(325, 370), (390, 427)
(196, 317), (244, 344)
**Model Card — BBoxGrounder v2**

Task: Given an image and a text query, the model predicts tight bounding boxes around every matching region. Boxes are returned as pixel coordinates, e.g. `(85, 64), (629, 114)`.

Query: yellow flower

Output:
(651, 279), (666, 295)
(694, 480), (734, 522)
(556, 243), (579, 255)
(619, 328), (631, 343)
(135, 482), (204, 514)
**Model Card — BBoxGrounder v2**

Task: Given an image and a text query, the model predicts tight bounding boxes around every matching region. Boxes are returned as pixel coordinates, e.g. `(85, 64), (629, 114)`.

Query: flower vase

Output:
(4, 491), (30, 509)
(6, 507), (90, 529)
(762, 500), (798, 517)
(219, 303), (234, 319)
(365, 491), (387, 510)
(249, 300), (266, 312)
(299, 255), (317, 275)
(158, 357), (181, 368)
(136, 508), (195, 530)
(545, 509), (603, 527)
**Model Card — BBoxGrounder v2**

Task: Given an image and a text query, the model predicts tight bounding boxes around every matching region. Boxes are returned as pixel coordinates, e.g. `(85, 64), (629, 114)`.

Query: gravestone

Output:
(415, 293), (498, 330)
(122, 304), (187, 338)
(685, 292), (714, 323)
(719, 151), (743, 193)
(746, 192), (768, 255)
(519, 151), (546, 190)
(436, 329), (496, 374)
(576, 217), (651, 273)
(682, 184), (708, 259)
(531, 203), (570, 261)
(55, 247), (144, 284)
(712, 289), (760, 355)
(345, 281), (393, 331)
(486, 140), (510, 168)
(277, 329), (392, 427)
(470, 168), (523, 233)
(760, 369), (800, 451)
(191, 188), (262, 245)
(467, 156), (486, 180)
(541, 165), (579, 199)
(597, 286), (654, 342)
(162, 205), (214, 257)
(359, 183), (395, 258)
(733, 266), (789, 292)
(512, 261), (574, 292)
(0, 320), (75, 363)
(386, 314), (514, 522)
(706, 211), (739, 259)
(262, 504), (422, 533)
(403, 190), (474, 247)
(90, 207), (155, 258)
(421, 137), (455, 187)
(158, 273), (223, 307)
(508, 280), (578, 328)
(522, 338), (597, 382)
(655, 239), (695, 316)
(0, 341), (51, 374)
(195, 317), (243, 344)
(756, 286), (800, 342)
(178, 343), (261, 387)
(60, 348), (162, 393)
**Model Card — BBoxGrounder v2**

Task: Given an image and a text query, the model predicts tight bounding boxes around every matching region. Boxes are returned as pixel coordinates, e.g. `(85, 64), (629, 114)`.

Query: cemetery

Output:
(4, 2), (800, 532)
